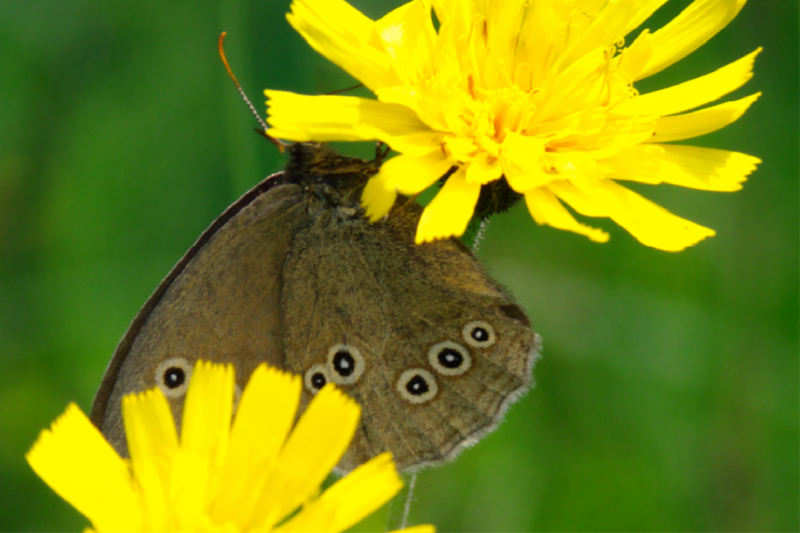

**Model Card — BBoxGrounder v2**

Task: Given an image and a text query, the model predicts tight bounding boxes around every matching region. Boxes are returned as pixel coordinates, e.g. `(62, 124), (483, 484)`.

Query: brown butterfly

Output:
(91, 143), (540, 472)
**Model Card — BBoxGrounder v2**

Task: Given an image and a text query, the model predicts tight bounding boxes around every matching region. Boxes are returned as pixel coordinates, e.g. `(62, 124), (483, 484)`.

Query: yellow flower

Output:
(27, 361), (434, 533)
(265, 0), (761, 251)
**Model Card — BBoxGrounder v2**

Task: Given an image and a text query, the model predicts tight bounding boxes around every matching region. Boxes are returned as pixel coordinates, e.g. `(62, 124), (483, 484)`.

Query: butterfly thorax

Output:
(281, 143), (377, 217)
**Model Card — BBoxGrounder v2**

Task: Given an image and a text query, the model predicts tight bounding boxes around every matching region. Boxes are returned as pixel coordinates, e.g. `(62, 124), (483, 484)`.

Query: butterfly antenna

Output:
(326, 83), (363, 95)
(218, 32), (286, 152)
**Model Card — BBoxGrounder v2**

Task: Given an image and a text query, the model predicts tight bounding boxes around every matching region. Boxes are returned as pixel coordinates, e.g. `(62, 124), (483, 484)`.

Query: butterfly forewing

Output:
(92, 182), (309, 455)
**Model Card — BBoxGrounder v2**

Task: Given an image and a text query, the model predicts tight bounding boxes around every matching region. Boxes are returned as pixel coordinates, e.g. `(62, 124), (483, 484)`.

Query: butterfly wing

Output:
(92, 144), (539, 472)
(90, 178), (309, 456)
(282, 200), (539, 472)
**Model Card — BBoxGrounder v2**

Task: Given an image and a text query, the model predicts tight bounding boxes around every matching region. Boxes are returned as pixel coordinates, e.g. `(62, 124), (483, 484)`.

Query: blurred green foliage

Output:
(0, 1), (797, 531)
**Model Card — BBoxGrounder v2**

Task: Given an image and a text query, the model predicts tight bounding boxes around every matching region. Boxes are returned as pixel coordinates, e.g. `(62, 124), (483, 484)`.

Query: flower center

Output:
(432, 37), (649, 166)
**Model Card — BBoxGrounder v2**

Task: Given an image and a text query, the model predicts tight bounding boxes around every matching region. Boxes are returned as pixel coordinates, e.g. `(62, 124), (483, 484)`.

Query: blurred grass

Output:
(0, 0), (797, 531)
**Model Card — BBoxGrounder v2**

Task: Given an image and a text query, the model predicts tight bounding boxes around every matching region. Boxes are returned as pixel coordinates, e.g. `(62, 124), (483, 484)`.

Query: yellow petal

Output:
(287, 0), (400, 91)
(525, 187), (609, 243)
(532, 47), (608, 124)
(617, 29), (653, 81)
(516, 0), (571, 89)
(551, 179), (715, 251)
(382, 151), (454, 194)
(275, 452), (403, 533)
(603, 144), (760, 191)
(211, 365), (302, 530)
(362, 171), (398, 222)
(465, 152), (503, 185)
(123, 388), (179, 482)
(252, 384), (361, 531)
(230, 365), (300, 464)
(169, 449), (212, 531)
(432, 0), (472, 35)
(26, 404), (143, 532)
(500, 131), (550, 192)
(622, 0), (671, 36)
(550, 180), (715, 252)
(615, 49), (760, 117)
(389, 131), (448, 157)
(175, 362), (234, 525)
(376, 86), (442, 131)
(505, 167), (557, 193)
(390, 526), (437, 533)
(266, 91), (432, 143)
(415, 167), (480, 243)
(483, 0), (527, 58)
(374, 0), (438, 86)
(558, 0), (641, 70)
(181, 361), (233, 459)
(444, 135), (479, 161)
(545, 151), (606, 190)
(123, 388), (179, 531)
(479, 0), (527, 90)
(637, 0), (748, 80)
(649, 93), (760, 143)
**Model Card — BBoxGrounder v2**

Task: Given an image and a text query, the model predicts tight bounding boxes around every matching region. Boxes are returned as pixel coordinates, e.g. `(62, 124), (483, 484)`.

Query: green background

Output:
(1, 0), (797, 531)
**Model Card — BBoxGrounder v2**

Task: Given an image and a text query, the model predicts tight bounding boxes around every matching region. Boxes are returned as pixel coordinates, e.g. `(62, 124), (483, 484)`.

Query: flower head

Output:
(27, 361), (433, 533)
(265, 0), (760, 250)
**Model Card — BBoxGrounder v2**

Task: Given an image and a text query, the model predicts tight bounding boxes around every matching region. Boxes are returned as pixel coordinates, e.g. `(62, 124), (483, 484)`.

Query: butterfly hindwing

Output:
(282, 191), (538, 471)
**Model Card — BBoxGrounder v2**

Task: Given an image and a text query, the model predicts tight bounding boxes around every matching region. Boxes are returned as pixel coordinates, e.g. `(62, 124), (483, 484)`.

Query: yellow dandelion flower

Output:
(265, 0), (761, 251)
(27, 361), (434, 533)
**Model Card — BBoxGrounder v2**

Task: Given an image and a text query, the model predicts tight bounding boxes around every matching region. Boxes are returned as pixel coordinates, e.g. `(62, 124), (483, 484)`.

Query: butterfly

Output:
(91, 143), (540, 472)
